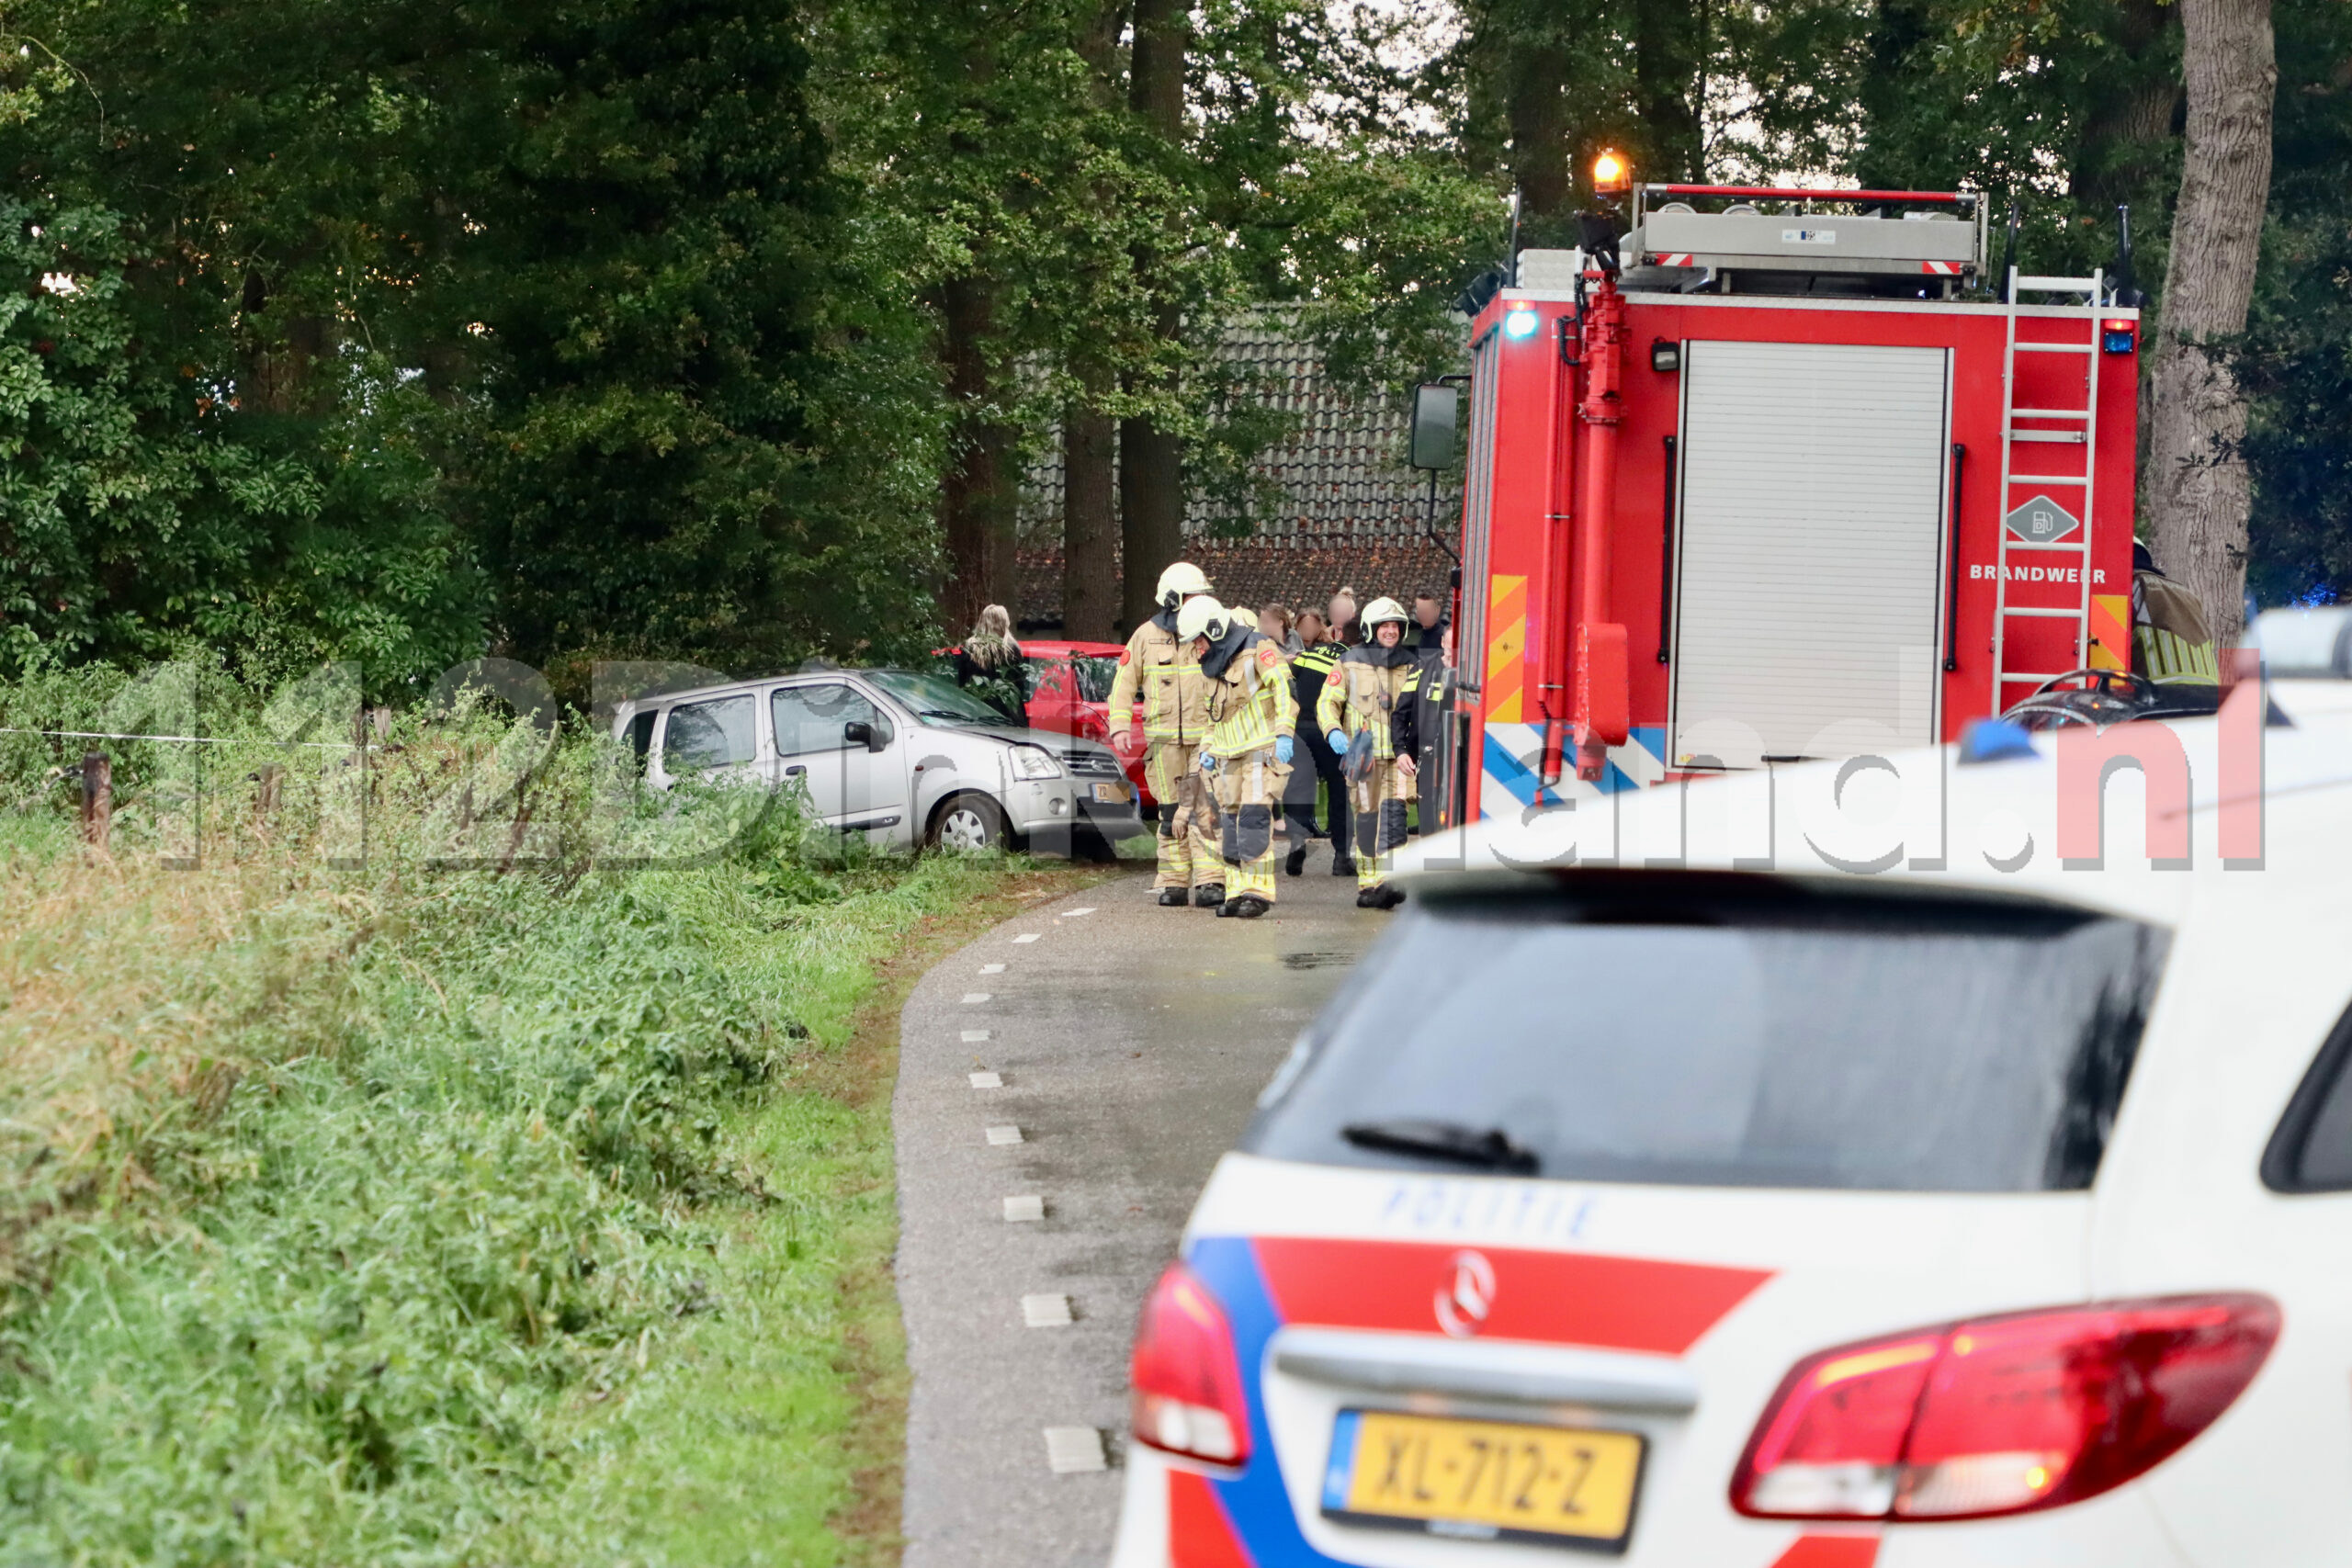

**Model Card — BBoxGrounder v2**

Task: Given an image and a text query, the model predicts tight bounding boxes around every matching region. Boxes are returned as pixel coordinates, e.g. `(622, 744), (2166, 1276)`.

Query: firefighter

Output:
(2131, 541), (2222, 690)
(1181, 595), (1298, 919)
(1317, 597), (1419, 908)
(1107, 562), (1227, 908)
(1285, 631), (1351, 877)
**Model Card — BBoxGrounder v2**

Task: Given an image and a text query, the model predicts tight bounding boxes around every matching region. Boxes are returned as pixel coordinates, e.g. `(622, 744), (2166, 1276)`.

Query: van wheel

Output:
(928, 793), (1008, 852)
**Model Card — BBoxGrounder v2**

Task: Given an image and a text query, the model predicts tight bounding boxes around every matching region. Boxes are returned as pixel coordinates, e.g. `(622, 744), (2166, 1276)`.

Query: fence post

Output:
(81, 750), (112, 851)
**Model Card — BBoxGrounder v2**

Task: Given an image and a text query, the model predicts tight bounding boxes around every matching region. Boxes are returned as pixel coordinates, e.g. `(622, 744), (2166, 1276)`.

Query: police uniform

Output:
(1408, 649), (1453, 831)
(1286, 640), (1350, 868)
(1317, 640), (1420, 896)
(1107, 608), (1225, 900)
(1199, 625), (1299, 911)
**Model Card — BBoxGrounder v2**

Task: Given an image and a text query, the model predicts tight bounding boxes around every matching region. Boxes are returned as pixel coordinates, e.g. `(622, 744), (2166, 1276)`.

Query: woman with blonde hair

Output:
(951, 604), (1030, 718)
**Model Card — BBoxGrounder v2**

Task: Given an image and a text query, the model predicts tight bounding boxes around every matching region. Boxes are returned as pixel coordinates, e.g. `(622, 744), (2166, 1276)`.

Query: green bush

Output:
(0, 671), (1003, 1564)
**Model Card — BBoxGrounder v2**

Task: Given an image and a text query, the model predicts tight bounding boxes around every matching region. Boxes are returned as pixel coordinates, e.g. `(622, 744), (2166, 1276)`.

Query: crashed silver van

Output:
(611, 668), (1146, 854)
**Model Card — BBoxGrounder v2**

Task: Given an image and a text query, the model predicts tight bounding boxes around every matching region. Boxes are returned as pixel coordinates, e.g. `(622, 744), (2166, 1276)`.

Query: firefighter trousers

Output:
(1145, 741), (1225, 890)
(1350, 757), (1414, 889)
(1210, 747), (1290, 904)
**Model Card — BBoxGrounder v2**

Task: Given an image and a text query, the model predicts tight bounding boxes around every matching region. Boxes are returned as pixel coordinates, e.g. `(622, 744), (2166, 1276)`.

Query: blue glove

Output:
(1274, 735), (1295, 764)
(1326, 728), (1347, 754)
(1199, 752), (1218, 773)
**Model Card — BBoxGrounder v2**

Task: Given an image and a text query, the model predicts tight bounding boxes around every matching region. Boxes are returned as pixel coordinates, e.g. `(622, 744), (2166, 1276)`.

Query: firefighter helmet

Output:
(1155, 561), (1211, 612)
(1174, 594), (1230, 644)
(1229, 606), (1259, 630)
(1361, 596), (1408, 629)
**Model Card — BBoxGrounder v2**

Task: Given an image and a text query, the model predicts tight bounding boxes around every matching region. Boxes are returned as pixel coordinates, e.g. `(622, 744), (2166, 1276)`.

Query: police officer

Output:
(1107, 562), (1226, 908)
(1317, 597), (1419, 908)
(2131, 541), (2222, 691)
(1285, 628), (1351, 877)
(1408, 626), (1453, 832)
(1181, 595), (1298, 919)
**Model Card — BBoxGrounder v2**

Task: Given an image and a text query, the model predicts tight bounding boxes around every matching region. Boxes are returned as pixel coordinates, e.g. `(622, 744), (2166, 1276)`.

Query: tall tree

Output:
(1118, 0), (1190, 629)
(2142, 0), (2277, 642)
(1060, 0), (1128, 641)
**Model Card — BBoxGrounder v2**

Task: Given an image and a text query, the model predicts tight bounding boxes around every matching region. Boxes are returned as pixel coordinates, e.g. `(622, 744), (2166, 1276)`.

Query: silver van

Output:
(611, 668), (1146, 854)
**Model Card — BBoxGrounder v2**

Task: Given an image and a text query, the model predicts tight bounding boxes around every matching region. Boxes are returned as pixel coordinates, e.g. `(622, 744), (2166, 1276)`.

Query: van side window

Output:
(2263, 1003), (2352, 1192)
(773, 683), (889, 755)
(663, 694), (757, 771)
(627, 710), (658, 764)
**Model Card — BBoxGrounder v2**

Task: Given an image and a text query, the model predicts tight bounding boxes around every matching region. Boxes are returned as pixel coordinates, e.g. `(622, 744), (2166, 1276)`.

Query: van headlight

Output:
(1009, 744), (1065, 780)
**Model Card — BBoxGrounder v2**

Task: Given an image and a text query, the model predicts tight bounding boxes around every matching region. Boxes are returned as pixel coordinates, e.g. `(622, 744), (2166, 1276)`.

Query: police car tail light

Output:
(1130, 1262), (1250, 1468)
(1732, 1295), (2278, 1523)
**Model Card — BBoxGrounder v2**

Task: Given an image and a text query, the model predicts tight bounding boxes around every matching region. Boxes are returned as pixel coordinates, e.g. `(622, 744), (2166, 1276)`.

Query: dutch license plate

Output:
(1322, 1409), (1645, 1553)
(1091, 781), (1130, 804)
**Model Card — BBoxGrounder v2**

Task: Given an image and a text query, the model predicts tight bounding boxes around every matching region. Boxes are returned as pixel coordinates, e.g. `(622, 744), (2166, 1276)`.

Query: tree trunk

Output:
(2068, 0), (2184, 209)
(1121, 0), (1189, 632)
(1063, 0), (1127, 641)
(1119, 383), (1184, 630)
(1504, 39), (1574, 237)
(2141, 0), (2275, 647)
(939, 273), (1019, 633)
(1063, 402), (1120, 638)
(1633, 0), (1704, 183)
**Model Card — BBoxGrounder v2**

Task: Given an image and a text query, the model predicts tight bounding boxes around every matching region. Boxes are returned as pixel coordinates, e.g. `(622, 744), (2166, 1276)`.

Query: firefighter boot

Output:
(1223, 895), (1271, 919)
(1193, 884), (1226, 909)
(1157, 886), (1189, 907)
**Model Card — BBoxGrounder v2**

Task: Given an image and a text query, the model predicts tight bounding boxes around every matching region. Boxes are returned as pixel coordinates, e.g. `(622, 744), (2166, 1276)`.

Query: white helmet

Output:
(1156, 561), (1211, 612)
(1229, 606), (1260, 631)
(1360, 595), (1408, 629)
(1174, 594), (1230, 644)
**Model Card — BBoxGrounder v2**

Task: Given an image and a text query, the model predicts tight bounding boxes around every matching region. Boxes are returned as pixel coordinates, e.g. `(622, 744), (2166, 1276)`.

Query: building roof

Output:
(1016, 308), (1467, 626)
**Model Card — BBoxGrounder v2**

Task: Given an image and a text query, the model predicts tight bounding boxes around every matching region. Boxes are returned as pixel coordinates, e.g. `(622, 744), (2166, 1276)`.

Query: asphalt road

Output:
(893, 846), (1385, 1568)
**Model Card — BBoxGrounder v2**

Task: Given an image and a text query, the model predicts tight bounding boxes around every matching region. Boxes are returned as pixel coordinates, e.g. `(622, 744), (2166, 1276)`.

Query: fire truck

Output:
(1425, 167), (2143, 826)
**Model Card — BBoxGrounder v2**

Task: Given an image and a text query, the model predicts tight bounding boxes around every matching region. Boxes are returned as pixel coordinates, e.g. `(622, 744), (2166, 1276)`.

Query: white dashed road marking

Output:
(968, 1071), (1003, 1089)
(1060, 908), (1097, 918)
(1022, 1294), (1074, 1328)
(1012, 932), (1041, 943)
(979, 963), (1007, 975)
(962, 992), (992, 1004)
(1044, 1427), (1107, 1474)
(1002, 1195), (1046, 1223)
(962, 1029), (991, 1042)
(986, 1124), (1023, 1145)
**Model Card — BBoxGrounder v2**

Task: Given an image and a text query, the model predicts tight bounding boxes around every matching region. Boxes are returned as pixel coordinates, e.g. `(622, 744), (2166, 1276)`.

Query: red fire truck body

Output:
(1447, 186), (2140, 824)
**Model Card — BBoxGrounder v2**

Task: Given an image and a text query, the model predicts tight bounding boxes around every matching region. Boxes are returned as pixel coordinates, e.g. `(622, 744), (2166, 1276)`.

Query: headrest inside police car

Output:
(1174, 593), (1230, 645)
(1155, 561), (1211, 612)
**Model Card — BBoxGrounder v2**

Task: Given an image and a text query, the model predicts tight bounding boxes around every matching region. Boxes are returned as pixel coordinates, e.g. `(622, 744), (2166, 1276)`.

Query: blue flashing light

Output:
(1957, 716), (2040, 766)
(1502, 307), (1541, 341)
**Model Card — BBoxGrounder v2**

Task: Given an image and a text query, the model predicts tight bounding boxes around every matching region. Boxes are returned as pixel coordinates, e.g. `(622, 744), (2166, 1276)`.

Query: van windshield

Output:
(1244, 875), (2170, 1193)
(865, 670), (1023, 727)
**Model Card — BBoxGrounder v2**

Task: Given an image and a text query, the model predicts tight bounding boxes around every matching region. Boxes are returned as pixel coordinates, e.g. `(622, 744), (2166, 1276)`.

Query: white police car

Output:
(1109, 638), (2352, 1567)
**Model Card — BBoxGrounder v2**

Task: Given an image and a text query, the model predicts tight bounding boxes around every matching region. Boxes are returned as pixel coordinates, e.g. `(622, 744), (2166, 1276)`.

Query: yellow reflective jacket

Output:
(1106, 611), (1216, 742)
(1203, 632), (1298, 758)
(1317, 645), (1420, 760)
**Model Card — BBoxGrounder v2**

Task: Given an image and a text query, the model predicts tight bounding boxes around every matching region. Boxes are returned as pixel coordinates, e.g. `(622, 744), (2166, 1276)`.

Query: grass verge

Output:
(0, 676), (1118, 1567)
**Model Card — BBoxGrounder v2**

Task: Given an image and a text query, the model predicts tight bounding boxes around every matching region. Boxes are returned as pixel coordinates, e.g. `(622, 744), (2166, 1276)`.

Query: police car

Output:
(1108, 616), (2352, 1567)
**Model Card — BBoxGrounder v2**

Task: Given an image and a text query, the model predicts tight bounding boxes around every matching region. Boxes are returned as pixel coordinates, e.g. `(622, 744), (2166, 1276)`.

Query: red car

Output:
(1019, 638), (1156, 809)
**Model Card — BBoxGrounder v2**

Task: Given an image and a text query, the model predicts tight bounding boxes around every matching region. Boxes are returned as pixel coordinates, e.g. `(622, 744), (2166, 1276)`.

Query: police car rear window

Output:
(1244, 874), (2170, 1193)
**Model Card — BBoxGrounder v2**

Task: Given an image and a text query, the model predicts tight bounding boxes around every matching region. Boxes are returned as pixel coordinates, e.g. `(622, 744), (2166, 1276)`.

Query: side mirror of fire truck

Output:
(1409, 385), (1458, 471)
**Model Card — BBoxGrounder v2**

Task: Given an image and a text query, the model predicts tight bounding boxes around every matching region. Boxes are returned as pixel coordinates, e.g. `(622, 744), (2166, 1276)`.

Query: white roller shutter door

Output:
(1670, 340), (1950, 770)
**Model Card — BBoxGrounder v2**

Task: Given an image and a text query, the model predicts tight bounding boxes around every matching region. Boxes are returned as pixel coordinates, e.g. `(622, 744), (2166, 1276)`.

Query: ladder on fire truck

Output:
(1992, 266), (2109, 705)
